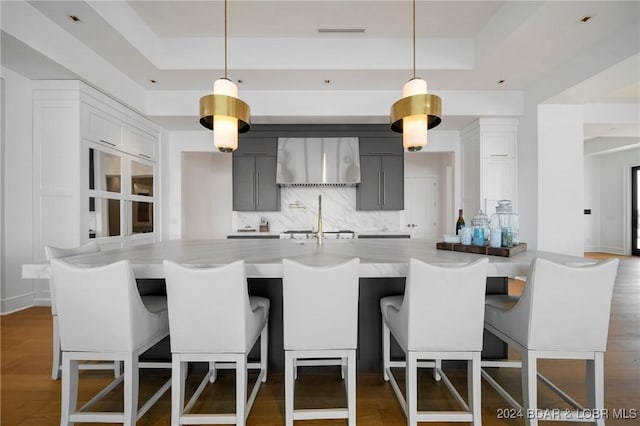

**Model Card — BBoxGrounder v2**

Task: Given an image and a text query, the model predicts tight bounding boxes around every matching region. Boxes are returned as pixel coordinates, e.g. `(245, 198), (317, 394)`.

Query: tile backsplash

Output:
(235, 187), (403, 232)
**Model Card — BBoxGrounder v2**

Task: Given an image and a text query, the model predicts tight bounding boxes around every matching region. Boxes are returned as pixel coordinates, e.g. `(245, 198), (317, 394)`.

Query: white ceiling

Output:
(2, 1), (639, 141)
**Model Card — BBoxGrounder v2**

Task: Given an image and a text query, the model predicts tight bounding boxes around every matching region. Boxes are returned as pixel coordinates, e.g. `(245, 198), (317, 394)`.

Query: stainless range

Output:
(279, 230), (355, 240)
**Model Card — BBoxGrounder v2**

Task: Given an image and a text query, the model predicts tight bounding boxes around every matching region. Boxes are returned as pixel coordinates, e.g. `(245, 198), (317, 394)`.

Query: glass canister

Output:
(490, 200), (519, 248)
(471, 210), (489, 246)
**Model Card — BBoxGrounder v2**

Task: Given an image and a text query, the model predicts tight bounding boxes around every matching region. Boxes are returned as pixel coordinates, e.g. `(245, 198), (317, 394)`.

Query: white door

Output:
(405, 177), (438, 239)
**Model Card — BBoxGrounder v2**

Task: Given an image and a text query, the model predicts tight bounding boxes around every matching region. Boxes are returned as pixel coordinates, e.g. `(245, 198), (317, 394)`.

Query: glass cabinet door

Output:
(129, 160), (154, 234)
(90, 148), (122, 193)
(87, 145), (156, 242)
(88, 147), (123, 239)
(89, 197), (121, 238)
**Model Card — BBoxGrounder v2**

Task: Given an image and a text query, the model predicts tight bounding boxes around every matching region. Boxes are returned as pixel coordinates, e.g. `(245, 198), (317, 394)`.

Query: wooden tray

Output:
(436, 242), (527, 257)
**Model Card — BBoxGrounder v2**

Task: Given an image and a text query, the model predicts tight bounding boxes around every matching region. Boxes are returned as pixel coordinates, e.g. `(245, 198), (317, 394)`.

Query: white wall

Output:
(1, 67), (35, 314)
(167, 130), (218, 239)
(598, 148), (639, 254)
(537, 104), (584, 256)
(182, 152), (232, 239)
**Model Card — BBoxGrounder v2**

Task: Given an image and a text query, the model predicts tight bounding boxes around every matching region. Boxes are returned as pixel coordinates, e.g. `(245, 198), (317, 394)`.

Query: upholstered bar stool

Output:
(282, 258), (360, 426)
(381, 258), (489, 426)
(50, 259), (171, 426)
(45, 242), (123, 380)
(482, 257), (619, 426)
(163, 260), (269, 426)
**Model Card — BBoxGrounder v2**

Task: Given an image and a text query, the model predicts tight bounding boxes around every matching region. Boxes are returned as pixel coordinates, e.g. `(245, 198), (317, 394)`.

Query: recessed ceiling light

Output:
(324, 79), (331, 84)
(149, 79), (157, 84)
(497, 80), (505, 84)
(68, 15), (81, 23)
(579, 16), (592, 23)
(237, 79), (244, 84)
(318, 28), (365, 34)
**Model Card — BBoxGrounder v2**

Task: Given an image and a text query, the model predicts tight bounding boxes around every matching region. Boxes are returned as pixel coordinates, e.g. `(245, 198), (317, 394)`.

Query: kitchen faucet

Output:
(315, 194), (323, 245)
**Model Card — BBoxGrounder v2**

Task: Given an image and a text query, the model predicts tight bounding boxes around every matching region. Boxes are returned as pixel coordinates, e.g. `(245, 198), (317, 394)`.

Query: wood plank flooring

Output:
(1, 253), (638, 425)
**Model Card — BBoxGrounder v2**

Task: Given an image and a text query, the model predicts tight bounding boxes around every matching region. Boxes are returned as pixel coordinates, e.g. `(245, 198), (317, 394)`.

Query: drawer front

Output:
(482, 132), (515, 158)
(86, 108), (123, 149)
(127, 127), (157, 162)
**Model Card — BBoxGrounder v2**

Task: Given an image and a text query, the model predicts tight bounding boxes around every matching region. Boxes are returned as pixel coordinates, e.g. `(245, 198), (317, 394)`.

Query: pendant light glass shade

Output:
(198, 0), (250, 153)
(401, 78), (428, 151)
(390, 0), (441, 152)
(213, 78), (239, 152)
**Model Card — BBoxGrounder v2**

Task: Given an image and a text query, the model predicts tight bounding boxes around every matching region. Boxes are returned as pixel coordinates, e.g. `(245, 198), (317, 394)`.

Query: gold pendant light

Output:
(390, 0), (442, 152)
(199, 0), (251, 152)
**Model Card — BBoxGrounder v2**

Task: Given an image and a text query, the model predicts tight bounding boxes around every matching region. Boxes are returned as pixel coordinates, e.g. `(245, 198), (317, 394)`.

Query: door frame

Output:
(632, 166), (639, 256)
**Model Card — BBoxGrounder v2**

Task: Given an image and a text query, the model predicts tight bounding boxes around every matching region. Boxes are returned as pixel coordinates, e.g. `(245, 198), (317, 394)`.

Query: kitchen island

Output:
(23, 238), (594, 370)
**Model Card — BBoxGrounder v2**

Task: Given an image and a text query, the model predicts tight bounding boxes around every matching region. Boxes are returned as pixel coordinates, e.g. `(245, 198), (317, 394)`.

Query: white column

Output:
(537, 105), (584, 256)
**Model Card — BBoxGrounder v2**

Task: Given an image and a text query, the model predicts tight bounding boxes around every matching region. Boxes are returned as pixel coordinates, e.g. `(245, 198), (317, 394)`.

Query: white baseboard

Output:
(599, 246), (627, 256)
(33, 297), (52, 307)
(1, 292), (35, 315)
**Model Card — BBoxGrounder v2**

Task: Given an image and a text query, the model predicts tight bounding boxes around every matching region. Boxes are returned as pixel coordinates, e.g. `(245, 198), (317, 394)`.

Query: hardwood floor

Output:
(2, 254), (638, 425)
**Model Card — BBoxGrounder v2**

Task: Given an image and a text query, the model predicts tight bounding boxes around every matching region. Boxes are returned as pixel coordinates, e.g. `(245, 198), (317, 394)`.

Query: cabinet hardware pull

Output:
(99, 139), (116, 147)
(256, 172), (260, 207)
(490, 154), (508, 157)
(378, 171), (382, 205)
(138, 153), (151, 159)
(382, 172), (386, 205)
(251, 172), (256, 208)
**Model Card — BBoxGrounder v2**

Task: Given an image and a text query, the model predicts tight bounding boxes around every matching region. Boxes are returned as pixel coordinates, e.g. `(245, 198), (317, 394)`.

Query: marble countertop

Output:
(23, 238), (594, 280)
(227, 230), (412, 238)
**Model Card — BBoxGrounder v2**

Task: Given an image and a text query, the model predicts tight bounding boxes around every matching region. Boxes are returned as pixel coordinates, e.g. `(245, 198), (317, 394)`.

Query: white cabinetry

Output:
(33, 81), (160, 257)
(461, 118), (518, 217)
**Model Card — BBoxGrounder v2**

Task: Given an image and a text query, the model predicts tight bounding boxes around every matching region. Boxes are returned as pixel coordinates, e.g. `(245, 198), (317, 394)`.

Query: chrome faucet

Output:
(316, 194), (323, 245)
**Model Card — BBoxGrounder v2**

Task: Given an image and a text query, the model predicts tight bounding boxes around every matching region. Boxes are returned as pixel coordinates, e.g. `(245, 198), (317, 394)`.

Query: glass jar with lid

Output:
(490, 200), (519, 248)
(471, 209), (489, 246)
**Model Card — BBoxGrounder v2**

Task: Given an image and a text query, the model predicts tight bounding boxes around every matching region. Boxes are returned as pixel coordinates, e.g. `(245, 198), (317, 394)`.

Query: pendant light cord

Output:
(224, 0), (228, 79)
(412, 0), (416, 79)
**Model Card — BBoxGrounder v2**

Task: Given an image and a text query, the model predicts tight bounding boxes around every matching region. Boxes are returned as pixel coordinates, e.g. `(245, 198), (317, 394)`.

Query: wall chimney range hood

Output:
(276, 137), (361, 186)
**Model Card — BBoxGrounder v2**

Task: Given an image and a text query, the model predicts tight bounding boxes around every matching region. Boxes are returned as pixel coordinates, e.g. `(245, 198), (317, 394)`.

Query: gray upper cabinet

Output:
(233, 138), (280, 211)
(357, 138), (404, 211)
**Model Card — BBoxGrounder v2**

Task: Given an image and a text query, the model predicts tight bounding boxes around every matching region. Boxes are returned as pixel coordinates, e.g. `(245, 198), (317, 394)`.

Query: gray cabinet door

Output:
(357, 156), (382, 210)
(255, 156), (280, 211)
(357, 154), (404, 211)
(233, 156), (256, 211)
(380, 155), (404, 210)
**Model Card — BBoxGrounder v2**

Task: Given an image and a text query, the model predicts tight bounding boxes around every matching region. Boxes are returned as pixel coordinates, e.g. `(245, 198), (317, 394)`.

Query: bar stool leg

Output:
(587, 352), (605, 426)
(61, 355), (78, 426)
(261, 322), (269, 382)
(347, 350), (357, 426)
(406, 352), (418, 426)
(285, 351), (295, 426)
(468, 352), (482, 426)
(52, 317), (61, 380)
(172, 357), (185, 426)
(382, 321), (390, 382)
(522, 352), (538, 426)
(433, 359), (442, 381)
(236, 354), (247, 426)
(209, 361), (217, 383)
(123, 354), (139, 426)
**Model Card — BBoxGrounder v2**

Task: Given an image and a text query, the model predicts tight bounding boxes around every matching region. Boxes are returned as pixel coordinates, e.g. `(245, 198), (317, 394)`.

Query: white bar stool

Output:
(381, 258), (489, 426)
(45, 242), (123, 380)
(51, 259), (171, 426)
(163, 260), (269, 426)
(482, 257), (619, 426)
(282, 258), (360, 426)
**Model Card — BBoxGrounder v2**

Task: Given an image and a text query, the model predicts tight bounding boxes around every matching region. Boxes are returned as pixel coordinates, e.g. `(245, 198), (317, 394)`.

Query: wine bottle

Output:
(456, 209), (465, 235)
